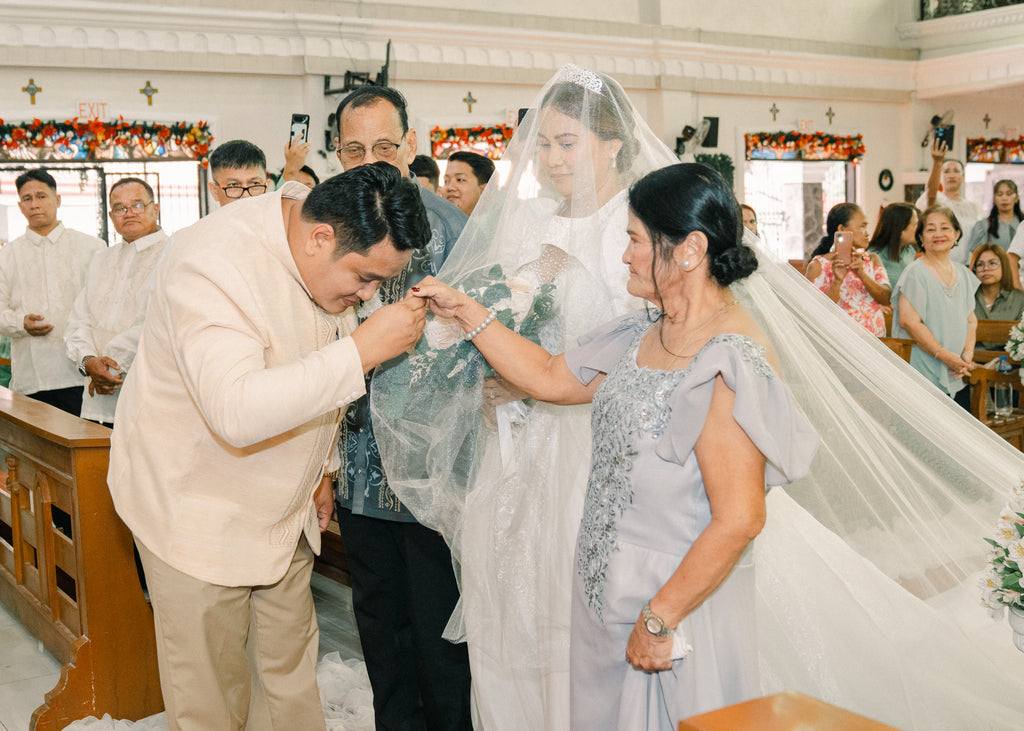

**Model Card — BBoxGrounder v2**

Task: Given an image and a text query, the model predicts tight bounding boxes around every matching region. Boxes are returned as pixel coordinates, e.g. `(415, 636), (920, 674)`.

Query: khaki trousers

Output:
(135, 537), (326, 731)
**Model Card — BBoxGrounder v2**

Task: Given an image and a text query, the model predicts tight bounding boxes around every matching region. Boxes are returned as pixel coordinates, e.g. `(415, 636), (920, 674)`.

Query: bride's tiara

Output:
(556, 64), (603, 93)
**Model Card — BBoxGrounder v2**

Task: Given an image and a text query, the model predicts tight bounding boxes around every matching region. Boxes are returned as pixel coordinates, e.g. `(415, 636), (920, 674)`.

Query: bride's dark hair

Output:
(629, 163), (756, 287)
(540, 74), (640, 171)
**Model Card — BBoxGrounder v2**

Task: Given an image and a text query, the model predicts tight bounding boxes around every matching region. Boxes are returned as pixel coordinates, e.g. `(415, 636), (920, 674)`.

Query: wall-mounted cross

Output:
(825, 106), (836, 125)
(769, 103), (779, 122)
(22, 78), (42, 105)
(463, 91), (477, 113)
(140, 80), (158, 106)
(984, 113), (992, 130)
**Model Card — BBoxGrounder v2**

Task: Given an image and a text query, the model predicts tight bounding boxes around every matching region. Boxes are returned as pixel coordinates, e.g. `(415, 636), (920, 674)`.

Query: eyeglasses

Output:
(974, 260), (1002, 270)
(218, 184), (268, 199)
(110, 201), (154, 216)
(335, 139), (403, 165)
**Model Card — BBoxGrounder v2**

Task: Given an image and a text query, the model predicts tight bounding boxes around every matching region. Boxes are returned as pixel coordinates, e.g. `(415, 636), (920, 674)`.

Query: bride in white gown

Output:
(372, 65), (679, 729)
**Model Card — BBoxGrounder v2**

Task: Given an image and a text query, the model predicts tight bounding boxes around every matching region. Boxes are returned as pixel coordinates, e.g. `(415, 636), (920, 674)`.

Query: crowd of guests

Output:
(785, 137), (1024, 411)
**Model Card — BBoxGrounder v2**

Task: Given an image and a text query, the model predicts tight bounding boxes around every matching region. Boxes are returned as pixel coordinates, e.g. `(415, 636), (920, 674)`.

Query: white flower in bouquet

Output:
(1009, 538), (1024, 563)
(996, 513), (1022, 546)
(424, 317), (465, 350)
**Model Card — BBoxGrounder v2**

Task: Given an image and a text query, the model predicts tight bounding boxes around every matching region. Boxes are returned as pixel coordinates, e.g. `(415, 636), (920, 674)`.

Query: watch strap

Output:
(642, 600), (673, 637)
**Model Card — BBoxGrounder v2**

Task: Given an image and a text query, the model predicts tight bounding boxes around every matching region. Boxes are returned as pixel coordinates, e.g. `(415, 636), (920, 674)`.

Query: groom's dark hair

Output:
(302, 162), (429, 257)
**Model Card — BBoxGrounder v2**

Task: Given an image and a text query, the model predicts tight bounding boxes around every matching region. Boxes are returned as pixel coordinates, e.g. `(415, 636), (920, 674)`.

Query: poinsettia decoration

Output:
(967, 137), (1024, 164)
(0, 117), (213, 166)
(430, 124), (514, 159)
(744, 131), (865, 162)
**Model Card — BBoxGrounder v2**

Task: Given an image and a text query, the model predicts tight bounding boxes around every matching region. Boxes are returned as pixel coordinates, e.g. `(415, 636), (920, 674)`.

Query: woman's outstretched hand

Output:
(410, 276), (484, 324)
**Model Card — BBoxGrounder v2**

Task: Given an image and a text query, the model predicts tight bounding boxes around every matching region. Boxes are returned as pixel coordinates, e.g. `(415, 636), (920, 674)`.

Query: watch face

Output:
(646, 617), (663, 635)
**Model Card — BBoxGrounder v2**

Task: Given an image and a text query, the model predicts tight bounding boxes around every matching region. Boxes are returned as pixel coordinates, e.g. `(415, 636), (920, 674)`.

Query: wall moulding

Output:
(1, 1), (1019, 101)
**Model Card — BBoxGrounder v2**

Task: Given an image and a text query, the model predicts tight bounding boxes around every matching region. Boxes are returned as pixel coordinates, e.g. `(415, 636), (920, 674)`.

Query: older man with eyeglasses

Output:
(66, 176), (170, 425)
(332, 85), (472, 730)
(206, 139), (270, 208)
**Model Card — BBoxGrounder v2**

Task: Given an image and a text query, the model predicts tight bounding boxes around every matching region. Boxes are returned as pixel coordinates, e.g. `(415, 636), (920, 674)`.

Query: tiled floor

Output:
(0, 572), (361, 731)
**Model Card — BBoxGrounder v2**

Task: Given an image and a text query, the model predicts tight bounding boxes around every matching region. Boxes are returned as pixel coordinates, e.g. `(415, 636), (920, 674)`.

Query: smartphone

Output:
(289, 113), (310, 145)
(934, 124), (955, 150)
(834, 231), (852, 266)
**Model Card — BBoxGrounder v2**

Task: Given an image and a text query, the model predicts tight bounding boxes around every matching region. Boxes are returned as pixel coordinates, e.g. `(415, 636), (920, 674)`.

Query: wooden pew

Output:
(679, 690), (898, 730)
(0, 387), (162, 729)
(879, 337), (914, 363)
(975, 319), (1018, 363)
(968, 366), (1024, 450)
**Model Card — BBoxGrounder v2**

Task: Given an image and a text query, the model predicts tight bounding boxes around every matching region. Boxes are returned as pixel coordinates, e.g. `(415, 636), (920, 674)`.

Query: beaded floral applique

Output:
(575, 322), (773, 619)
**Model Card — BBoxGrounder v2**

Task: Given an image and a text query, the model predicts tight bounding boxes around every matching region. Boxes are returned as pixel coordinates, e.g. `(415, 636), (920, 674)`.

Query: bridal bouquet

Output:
(409, 263), (556, 391)
(981, 479), (1024, 614)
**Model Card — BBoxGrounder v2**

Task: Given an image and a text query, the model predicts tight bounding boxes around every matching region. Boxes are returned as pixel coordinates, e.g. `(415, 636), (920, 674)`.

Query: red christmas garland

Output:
(430, 125), (514, 160)
(745, 131), (865, 162)
(967, 137), (1024, 164)
(0, 117), (213, 166)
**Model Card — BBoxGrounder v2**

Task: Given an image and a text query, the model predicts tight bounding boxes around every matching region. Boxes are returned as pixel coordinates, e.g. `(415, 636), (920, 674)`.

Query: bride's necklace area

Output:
(658, 299), (738, 362)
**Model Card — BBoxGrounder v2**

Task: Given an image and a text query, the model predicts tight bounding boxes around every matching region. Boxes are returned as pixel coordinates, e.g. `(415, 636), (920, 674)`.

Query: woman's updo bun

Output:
(628, 163), (756, 287)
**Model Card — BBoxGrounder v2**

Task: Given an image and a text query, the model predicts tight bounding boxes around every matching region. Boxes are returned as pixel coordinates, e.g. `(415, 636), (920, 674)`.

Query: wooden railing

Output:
(0, 387), (162, 729)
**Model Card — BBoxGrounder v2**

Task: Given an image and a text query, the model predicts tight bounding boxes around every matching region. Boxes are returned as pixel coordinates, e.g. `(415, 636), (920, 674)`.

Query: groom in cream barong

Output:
(107, 163), (430, 730)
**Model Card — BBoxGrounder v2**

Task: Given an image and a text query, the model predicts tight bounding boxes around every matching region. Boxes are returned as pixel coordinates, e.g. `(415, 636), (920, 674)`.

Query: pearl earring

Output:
(682, 259), (691, 268)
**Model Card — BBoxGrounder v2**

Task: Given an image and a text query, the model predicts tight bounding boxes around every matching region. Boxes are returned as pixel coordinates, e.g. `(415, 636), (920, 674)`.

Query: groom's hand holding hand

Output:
(351, 296), (427, 373)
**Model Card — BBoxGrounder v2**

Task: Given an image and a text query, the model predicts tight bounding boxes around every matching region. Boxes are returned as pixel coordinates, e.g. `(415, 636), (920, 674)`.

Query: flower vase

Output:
(1007, 606), (1024, 652)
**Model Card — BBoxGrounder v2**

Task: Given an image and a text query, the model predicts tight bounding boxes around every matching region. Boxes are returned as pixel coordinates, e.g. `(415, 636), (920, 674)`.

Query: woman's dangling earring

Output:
(611, 156), (617, 169)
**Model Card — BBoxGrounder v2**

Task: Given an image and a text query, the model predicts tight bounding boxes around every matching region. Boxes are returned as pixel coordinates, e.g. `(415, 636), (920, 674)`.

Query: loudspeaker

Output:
(701, 117), (719, 148)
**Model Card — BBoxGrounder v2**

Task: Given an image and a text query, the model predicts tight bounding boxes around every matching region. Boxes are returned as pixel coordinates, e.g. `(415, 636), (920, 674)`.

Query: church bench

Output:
(0, 387), (162, 729)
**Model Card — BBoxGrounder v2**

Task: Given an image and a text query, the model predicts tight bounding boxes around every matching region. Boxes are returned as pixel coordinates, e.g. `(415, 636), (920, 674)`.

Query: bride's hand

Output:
(410, 276), (481, 322)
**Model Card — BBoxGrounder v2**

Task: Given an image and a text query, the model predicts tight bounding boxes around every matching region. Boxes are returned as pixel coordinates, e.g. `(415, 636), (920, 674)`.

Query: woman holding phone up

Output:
(805, 203), (891, 335)
(892, 205), (979, 408)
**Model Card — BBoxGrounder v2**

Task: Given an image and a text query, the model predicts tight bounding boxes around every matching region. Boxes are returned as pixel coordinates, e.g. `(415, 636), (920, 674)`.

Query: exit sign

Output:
(76, 101), (112, 119)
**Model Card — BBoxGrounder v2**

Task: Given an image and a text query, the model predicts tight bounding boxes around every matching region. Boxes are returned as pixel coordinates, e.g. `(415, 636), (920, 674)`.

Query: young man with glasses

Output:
(207, 139), (270, 208)
(332, 85), (472, 730)
(0, 168), (104, 416)
(65, 177), (170, 425)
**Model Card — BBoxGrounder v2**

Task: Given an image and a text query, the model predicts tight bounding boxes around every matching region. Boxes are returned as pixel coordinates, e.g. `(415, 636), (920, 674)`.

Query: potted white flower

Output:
(981, 479), (1024, 651)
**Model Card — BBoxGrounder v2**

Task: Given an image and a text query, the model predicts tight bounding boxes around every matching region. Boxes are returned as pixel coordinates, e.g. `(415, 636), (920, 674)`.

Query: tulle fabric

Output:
(62, 654), (376, 731)
(736, 246), (1024, 729)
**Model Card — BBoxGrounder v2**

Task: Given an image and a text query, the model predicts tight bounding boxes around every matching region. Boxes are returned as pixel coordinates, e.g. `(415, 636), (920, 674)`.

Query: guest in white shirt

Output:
(0, 169), (104, 415)
(65, 177), (170, 426)
(108, 163), (431, 731)
(916, 138), (984, 265)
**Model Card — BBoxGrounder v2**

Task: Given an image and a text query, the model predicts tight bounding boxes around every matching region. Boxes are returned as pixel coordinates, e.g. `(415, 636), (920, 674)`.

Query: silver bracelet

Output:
(465, 308), (497, 341)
